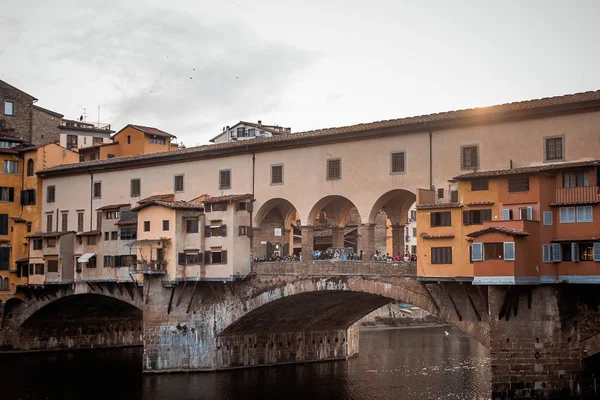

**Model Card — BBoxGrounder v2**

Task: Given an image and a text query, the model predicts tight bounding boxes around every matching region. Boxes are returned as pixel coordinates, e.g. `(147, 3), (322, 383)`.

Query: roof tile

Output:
(467, 226), (529, 238)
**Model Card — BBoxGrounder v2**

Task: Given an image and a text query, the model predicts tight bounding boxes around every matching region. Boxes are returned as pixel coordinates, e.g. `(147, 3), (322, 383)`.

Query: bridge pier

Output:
(358, 224), (375, 260)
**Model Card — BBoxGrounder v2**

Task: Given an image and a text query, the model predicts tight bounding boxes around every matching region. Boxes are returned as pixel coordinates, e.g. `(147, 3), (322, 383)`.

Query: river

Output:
(1, 325), (491, 400)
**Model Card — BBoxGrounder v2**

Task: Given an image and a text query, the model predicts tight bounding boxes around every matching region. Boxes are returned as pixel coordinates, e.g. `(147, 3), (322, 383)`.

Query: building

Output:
(416, 160), (600, 284)
(405, 203), (417, 255)
(58, 118), (114, 150)
(0, 79), (37, 143)
(209, 121), (291, 144)
(78, 124), (178, 161)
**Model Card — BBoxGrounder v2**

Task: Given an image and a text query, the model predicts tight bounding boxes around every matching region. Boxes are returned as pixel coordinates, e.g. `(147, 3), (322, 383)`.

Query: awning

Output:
(209, 224), (222, 228)
(78, 253), (96, 263)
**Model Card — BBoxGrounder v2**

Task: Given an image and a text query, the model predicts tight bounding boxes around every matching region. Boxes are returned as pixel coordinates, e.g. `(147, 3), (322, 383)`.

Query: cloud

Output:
(2, 1), (319, 144)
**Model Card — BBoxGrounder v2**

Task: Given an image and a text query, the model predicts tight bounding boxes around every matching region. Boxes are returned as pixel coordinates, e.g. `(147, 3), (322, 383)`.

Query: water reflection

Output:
(1, 326), (491, 400)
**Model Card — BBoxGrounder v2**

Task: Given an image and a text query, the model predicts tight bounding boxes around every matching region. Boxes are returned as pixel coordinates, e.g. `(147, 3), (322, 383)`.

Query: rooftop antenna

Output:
(98, 105), (100, 127)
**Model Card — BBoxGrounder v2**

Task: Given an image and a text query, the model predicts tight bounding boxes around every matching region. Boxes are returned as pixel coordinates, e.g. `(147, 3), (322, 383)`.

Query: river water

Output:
(1, 325), (491, 400)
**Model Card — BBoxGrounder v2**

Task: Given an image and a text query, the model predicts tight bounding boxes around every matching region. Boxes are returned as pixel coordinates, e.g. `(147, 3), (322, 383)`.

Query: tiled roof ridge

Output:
(454, 159), (600, 180)
(467, 226), (529, 237)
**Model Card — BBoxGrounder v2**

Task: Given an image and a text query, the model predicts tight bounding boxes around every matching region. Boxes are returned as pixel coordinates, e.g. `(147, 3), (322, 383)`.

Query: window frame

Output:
(2, 160), (18, 174)
(431, 247), (452, 264)
(270, 164), (284, 186)
(162, 220), (170, 231)
(186, 218), (199, 233)
(543, 211), (553, 226)
(326, 158), (342, 181)
(144, 221), (150, 232)
(27, 159), (34, 176)
(93, 181), (102, 199)
(471, 179), (489, 191)
(4, 100), (14, 116)
(559, 207), (576, 223)
(174, 174), (185, 193)
(66, 135), (78, 150)
(389, 151), (406, 175)
(219, 169), (232, 190)
(576, 206), (593, 223)
(543, 135), (565, 162)
(508, 177), (530, 193)
(460, 144), (479, 170)
(430, 211), (452, 227)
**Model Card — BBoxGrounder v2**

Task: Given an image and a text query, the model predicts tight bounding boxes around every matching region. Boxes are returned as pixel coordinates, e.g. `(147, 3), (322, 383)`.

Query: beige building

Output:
(35, 90), (600, 283)
(210, 121), (291, 144)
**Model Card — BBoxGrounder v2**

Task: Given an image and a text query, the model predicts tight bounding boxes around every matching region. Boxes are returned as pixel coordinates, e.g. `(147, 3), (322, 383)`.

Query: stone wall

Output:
(32, 107), (61, 146)
(0, 80), (34, 141)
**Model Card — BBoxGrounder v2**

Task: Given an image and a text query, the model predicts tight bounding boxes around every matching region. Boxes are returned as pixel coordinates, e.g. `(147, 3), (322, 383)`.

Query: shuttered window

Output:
(472, 242), (483, 261)
(186, 219), (199, 233)
(502, 209), (513, 221)
(484, 243), (504, 260)
(271, 165), (283, 185)
(77, 212), (84, 232)
(219, 169), (231, 190)
(47, 260), (59, 273)
(576, 206), (593, 222)
(47, 185), (56, 203)
(543, 211), (553, 226)
(508, 177), (529, 193)
(61, 213), (68, 231)
(430, 212), (451, 227)
(542, 244), (552, 263)
(450, 190), (458, 203)
(0, 247), (9, 270)
(594, 243), (600, 262)
(431, 247), (452, 264)
(551, 243), (561, 262)
(460, 145), (479, 170)
(46, 214), (53, 233)
(326, 158), (341, 180)
(559, 207), (576, 223)
(503, 242), (515, 261)
(21, 189), (35, 205)
(93, 182), (102, 198)
(471, 179), (489, 191)
(463, 209), (492, 225)
(174, 174), (184, 192)
(130, 179), (141, 197)
(390, 152), (405, 174)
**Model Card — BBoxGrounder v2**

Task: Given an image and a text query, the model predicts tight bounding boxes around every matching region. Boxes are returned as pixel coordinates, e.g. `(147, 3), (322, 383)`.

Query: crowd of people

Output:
(372, 251), (417, 262)
(312, 249), (362, 261)
(254, 254), (301, 262)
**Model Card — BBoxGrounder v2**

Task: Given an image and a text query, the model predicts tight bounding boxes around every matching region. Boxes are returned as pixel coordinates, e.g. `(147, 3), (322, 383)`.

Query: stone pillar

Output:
(390, 224), (405, 256)
(358, 223), (375, 261)
(300, 226), (314, 260)
(331, 227), (344, 248)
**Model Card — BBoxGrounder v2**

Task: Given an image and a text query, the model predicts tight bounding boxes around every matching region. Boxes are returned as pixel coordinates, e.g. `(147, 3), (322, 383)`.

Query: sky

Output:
(2, 0), (600, 146)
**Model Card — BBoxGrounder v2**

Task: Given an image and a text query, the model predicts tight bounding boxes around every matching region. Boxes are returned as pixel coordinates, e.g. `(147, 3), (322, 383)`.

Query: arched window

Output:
(27, 159), (34, 176)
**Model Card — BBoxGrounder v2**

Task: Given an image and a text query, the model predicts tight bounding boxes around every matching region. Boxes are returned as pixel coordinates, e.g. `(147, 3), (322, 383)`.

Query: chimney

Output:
(257, 120), (262, 126)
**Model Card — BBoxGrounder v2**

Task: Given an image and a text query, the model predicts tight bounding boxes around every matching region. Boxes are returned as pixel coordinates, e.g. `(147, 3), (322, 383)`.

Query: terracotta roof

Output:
(10, 217), (28, 223)
(454, 159), (600, 180)
(96, 203), (130, 211)
(38, 89), (600, 177)
(126, 124), (176, 139)
(33, 105), (64, 118)
(115, 220), (137, 226)
(313, 226), (358, 238)
(26, 231), (75, 239)
(467, 201), (495, 206)
(416, 202), (462, 210)
(467, 226), (529, 238)
(551, 237), (600, 242)
(420, 233), (455, 239)
(138, 193), (174, 204)
(131, 200), (203, 211)
(203, 194), (253, 204)
(549, 200), (600, 207)
(76, 230), (101, 236)
(14, 257), (29, 263)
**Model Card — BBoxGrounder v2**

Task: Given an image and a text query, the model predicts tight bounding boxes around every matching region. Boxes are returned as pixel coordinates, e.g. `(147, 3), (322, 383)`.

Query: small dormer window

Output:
(248, 128), (255, 137)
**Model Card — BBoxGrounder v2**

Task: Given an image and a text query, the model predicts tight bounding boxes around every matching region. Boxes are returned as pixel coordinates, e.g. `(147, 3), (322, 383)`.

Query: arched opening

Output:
(306, 195), (361, 256)
(27, 159), (34, 176)
(368, 189), (416, 260)
(253, 198), (301, 260)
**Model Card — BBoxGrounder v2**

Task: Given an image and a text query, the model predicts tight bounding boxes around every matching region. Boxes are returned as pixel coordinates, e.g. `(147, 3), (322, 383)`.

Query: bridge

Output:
(2, 260), (599, 399)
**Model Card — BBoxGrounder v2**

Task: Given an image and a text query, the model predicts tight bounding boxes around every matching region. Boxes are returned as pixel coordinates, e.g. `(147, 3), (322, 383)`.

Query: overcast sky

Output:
(3, 0), (600, 145)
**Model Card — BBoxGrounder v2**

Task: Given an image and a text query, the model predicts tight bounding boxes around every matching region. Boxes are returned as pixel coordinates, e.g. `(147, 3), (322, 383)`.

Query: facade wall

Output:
(59, 129), (111, 149)
(31, 107), (61, 146)
(0, 81), (33, 141)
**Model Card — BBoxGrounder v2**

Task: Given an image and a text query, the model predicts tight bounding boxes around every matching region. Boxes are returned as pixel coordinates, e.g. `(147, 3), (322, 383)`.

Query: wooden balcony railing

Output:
(555, 186), (600, 204)
(130, 260), (167, 274)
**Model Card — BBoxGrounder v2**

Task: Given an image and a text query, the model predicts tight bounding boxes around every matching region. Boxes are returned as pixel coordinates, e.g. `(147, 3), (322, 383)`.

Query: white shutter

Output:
(542, 244), (551, 263)
(504, 242), (515, 261)
(472, 242), (483, 261)
(502, 209), (511, 221)
(527, 206), (533, 221)
(552, 243), (562, 262)
(571, 242), (579, 262)
(594, 243), (600, 262)
(543, 211), (553, 226)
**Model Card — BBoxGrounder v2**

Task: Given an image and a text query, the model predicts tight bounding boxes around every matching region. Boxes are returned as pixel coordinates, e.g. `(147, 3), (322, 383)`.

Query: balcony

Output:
(130, 260), (167, 274)
(555, 186), (600, 205)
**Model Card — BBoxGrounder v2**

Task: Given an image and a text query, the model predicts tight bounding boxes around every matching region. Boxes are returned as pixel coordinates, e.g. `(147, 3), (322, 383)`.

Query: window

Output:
(219, 169), (231, 190)
(412, 228), (417, 236)
(2, 160), (18, 174)
(210, 202), (227, 212)
(271, 164), (283, 185)
(248, 128), (257, 137)
(45, 259), (58, 273)
(106, 211), (120, 219)
(127, 135), (131, 144)
(543, 211), (553, 226)
(450, 190), (458, 203)
(119, 227), (137, 240)
(90, 153), (97, 161)
(46, 214), (53, 232)
(104, 256), (113, 268)
(32, 239), (42, 250)
(179, 252), (203, 266)
(144, 221), (150, 232)
(236, 127), (245, 137)
(61, 213), (68, 231)
(326, 158), (341, 180)
(576, 206), (593, 222)
(508, 177), (529, 193)
(149, 136), (166, 145)
(430, 211), (451, 227)
(579, 243), (595, 262)
(563, 171), (589, 188)
(130, 178), (141, 197)
(46, 238), (56, 248)
(186, 218), (199, 233)
(390, 152), (405, 174)
(560, 207), (575, 223)
(20, 189), (35, 205)
(93, 137), (103, 144)
(237, 202), (247, 211)
(0, 140), (19, 148)
(93, 182), (101, 198)
(87, 235), (97, 245)
(0, 187), (14, 202)
(239, 225), (248, 236)
(77, 212), (84, 232)
(431, 247), (452, 264)
(471, 179), (489, 191)
(561, 243), (574, 262)
(205, 250), (227, 264)
(111, 231), (118, 240)
(461, 145), (479, 170)
(174, 174), (184, 193)
(484, 243), (504, 260)
(27, 159), (34, 176)
(411, 210), (416, 220)
(66, 135), (78, 150)
(463, 209), (492, 225)
(4, 100), (14, 116)
(47, 185), (55, 203)
(205, 224), (227, 237)
(163, 220), (169, 231)
(0, 214), (7, 235)
(518, 206), (533, 221)
(0, 248), (8, 270)
(502, 209), (513, 221)
(544, 136), (563, 161)
(437, 188), (444, 199)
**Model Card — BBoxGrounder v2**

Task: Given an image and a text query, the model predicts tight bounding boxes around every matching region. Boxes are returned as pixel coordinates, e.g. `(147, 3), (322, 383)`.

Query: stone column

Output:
(331, 227), (345, 248)
(390, 224), (405, 256)
(300, 226), (314, 260)
(358, 223), (375, 261)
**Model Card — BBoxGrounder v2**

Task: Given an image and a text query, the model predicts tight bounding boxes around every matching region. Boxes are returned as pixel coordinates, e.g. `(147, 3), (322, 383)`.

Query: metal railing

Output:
(130, 260), (167, 273)
(555, 186), (599, 204)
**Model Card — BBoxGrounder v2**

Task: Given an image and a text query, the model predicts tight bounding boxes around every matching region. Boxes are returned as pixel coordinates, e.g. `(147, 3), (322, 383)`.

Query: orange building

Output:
(416, 160), (600, 284)
(78, 124), (178, 161)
